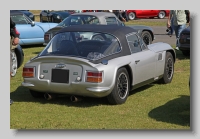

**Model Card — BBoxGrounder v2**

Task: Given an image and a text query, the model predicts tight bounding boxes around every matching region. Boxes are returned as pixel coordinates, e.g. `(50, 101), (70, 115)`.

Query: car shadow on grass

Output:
(10, 86), (110, 107)
(148, 95), (190, 127)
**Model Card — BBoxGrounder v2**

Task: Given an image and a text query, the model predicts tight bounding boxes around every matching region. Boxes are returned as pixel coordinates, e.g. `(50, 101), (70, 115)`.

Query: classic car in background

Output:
(43, 12), (155, 46)
(10, 10), (58, 45)
(11, 10), (35, 21)
(179, 26), (190, 56)
(40, 10), (71, 23)
(11, 45), (24, 77)
(126, 10), (170, 20)
(22, 25), (175, 105)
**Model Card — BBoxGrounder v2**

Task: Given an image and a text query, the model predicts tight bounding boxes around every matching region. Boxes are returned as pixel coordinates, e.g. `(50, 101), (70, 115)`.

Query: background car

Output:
(43, 12), (155, 46)
(179, 26), (190, 56)
(126, 10), (170, 20)
(40, 10), (71, 23)
(19, 10), (35, 21)
(22, 25), (175, 105)
(11, 10), (35, 21)
(11, 45), (24, 77)
(10, 10), (58, 45)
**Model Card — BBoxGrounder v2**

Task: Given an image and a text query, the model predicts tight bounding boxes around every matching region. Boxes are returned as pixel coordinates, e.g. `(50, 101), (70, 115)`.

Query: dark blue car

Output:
(40, 10), (71, 23)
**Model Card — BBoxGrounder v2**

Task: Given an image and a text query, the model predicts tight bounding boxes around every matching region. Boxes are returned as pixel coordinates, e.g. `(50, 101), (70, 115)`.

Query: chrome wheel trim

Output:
(117, 72), (128, 99)
(11, 51), (17, 77)
(129, 13), (135, 20)
(166, 58), (173, 79)
(159, 11), (165, 18)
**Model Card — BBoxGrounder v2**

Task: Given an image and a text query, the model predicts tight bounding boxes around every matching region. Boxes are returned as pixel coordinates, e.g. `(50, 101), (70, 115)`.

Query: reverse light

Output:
(86, 71), (103, 83)
(22, 67), (35, 78)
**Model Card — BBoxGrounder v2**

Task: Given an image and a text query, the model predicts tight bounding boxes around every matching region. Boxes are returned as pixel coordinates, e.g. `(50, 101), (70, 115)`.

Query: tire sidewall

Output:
(128, 12), (135, 20)
(158, 11), (165, 19)
(107, 68), (130, 104)
(141, 31), (152, 45)
(163, 52), (174, 83)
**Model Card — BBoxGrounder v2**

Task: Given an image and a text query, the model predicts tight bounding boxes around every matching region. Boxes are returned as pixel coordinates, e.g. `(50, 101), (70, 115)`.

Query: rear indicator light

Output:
(22, 67), (35, 78)
(44, 34), (50, 41)
(86, 71), (103, 83)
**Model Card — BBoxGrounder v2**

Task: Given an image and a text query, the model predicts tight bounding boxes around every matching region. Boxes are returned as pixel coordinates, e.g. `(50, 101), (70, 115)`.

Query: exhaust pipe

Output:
(44, 93), (56, 100)
(70, 95), (82, 102)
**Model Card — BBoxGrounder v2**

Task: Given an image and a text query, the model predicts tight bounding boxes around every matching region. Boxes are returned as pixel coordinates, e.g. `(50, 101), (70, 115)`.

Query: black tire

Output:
(160, 52), (174, 84)
(11, 50), (18, 77)
(128, 12), (136, 20)
(30, 90), (44, 98)
(141, 31), (152, 45)
(158, 11), (166, 19)
(107, 67), (130, 105)
(40, 15), (43, 22)
(92, 34), (105, 41)
(182, 50), (190, 56)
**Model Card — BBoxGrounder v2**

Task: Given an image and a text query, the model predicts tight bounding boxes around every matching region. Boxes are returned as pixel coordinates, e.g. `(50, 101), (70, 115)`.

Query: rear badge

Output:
(73, 72), (78, 75)
(43, 70), (48, 73)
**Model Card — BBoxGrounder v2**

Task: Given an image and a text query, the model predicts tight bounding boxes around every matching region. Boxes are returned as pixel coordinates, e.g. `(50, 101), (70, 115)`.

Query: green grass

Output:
(10, 44), (190, 129)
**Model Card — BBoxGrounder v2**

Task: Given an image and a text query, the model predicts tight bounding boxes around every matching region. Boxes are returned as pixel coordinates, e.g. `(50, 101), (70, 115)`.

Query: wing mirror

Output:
(31, 21), (35, 26)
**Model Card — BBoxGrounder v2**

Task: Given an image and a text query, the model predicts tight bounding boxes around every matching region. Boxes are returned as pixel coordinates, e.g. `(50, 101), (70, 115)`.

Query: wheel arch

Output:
(166, 50), (176, 63)
(142, 29), (154, 41)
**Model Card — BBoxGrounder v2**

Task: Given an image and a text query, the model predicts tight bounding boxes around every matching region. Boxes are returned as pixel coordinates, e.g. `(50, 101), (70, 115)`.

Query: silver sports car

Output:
(22, 25), (176, 105)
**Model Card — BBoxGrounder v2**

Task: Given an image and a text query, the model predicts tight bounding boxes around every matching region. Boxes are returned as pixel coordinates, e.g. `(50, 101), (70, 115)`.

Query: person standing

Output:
(10, 17), (20, 105)
(167, 10), (189, 50)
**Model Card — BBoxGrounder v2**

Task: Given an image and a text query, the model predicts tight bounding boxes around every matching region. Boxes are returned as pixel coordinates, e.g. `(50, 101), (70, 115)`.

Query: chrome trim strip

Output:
(21, 82), (35, 87)
(86, 87), (110, 93)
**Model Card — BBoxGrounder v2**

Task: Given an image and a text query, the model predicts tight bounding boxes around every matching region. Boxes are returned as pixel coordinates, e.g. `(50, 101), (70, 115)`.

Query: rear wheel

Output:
(160, 52), (174, 84)
(141, 31), (152, 45)
(107, 67), (130, 105)
(30, 90), (44, 98)
(158, 11), (166, 19)
(11, 50), (18, 77)
(128, 12), (136, 20)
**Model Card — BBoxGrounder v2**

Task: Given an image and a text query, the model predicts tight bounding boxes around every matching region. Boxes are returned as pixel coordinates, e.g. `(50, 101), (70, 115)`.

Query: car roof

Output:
(56, 24), (138, 63)
(71, 12), (117, 18)
(10, 10), (24, 16)
(57, 24), (137, 38)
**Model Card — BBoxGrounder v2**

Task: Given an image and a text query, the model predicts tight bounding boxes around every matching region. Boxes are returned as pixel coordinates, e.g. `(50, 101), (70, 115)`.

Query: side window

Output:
(140, 37), (148, 50)
(105, 17), (118, 25)
(126, 34), (142, 53)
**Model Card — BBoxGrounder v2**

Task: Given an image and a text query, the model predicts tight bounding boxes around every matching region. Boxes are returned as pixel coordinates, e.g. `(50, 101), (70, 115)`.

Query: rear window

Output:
(57, 15), (100, 27)
(39, 31), (121, 60)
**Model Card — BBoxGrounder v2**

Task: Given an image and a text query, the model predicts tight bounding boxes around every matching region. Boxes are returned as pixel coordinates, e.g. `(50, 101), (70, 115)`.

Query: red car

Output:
(126, 10), (170, 20)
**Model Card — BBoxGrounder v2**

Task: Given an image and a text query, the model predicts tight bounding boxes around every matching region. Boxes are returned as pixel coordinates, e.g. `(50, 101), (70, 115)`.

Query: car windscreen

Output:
(39, 31), (121, 60)
(57, 15), (100, 27)
(10, 14), (32, 24)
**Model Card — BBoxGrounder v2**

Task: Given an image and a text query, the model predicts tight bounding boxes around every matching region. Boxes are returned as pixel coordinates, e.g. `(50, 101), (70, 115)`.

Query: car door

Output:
(126, 33), (156, 85)
(142, 10), (156, 17)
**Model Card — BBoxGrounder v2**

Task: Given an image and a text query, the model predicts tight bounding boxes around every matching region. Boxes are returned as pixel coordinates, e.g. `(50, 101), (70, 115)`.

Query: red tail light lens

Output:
(22, 67), (35, 78)
(86, 71), (103, 83)
(44, 34), (50, 41)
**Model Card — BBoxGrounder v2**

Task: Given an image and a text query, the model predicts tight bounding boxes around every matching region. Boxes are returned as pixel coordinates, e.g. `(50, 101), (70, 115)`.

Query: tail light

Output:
(44, 33), (50, 41)
(23, 67), (35, 78)
(86, 71), (103, 83)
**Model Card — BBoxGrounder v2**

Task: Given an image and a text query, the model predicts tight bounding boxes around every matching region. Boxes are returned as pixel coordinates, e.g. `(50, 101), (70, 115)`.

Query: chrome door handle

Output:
(135, 60), (140, 64)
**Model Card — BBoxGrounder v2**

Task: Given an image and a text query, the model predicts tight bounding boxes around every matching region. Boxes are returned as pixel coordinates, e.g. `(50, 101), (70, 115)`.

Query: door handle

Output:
(135, 60), (140, 64)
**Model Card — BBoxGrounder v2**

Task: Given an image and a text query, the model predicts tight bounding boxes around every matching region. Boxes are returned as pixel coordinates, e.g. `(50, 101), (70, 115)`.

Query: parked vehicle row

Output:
(43, 12), (155, 46)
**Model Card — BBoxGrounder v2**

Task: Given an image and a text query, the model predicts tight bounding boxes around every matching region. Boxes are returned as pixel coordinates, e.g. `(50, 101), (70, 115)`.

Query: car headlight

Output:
(56, 15), (60, 19)
(29, 14), (34, 18)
